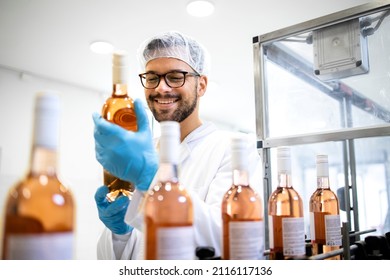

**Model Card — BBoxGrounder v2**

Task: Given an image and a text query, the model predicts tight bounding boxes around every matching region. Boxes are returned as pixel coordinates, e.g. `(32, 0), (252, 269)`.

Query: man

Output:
(93, 31), (262, 259)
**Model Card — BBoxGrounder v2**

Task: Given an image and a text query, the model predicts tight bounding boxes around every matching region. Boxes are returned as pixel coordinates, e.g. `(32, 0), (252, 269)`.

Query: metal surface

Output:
(342, 140), (353, 231)
(262, 148), (271, 250)
(257, 124), (390, 148)
(309, 227), (376, 260)
(252, 39), (266, 141)
(348, 139), (360, 234)
(254, 1), (390, 44)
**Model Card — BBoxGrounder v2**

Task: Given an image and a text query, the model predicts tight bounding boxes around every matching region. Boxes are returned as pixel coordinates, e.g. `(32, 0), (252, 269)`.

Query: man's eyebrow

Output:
(144, 69), (189, 74)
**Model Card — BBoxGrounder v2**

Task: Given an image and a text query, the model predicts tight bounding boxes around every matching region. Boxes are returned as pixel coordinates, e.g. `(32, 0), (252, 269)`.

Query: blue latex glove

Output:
(93, 98), (158, 192)
(95, 185), (133, 234)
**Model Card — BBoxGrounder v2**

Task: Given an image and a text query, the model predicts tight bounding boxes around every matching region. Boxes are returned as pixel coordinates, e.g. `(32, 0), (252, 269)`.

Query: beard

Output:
(147, 85), (198, 123)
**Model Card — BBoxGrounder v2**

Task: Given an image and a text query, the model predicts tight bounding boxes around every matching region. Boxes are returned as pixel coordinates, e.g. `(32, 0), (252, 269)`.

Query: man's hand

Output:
(95, 185), (133, 234)
(93, 98), (158, 191)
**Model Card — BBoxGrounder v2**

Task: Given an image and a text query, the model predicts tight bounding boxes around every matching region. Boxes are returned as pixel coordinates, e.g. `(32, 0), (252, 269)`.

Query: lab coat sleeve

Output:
(96, 227), (115, 259)
(96, 189), (147, 260)
(96, 226), (144, 260)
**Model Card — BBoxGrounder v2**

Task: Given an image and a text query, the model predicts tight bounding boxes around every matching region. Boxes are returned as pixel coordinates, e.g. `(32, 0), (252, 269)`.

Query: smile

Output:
(154, 98), (179, 104)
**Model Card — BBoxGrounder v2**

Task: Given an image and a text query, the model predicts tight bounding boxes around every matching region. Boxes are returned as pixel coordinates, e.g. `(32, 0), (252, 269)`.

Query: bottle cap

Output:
(159, 121), (180, 164)
(231, 134), (248, 171)
(277, 146), (291, 158)
(316, 154), (328, 164)
(316, 154), (329, 177)
(34, 91), (61, 149)
(277, 146), (291, 174)
(112, 50), (129, 84)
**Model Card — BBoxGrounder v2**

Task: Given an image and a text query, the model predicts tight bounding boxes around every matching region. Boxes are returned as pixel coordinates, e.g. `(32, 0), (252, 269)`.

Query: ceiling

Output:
(0, 0), (374, 133)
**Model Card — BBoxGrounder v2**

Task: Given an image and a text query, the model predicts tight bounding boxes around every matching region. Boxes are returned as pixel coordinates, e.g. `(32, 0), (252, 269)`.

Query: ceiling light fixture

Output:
(186, 0), (215, 17)
(90, 41), (114, 54)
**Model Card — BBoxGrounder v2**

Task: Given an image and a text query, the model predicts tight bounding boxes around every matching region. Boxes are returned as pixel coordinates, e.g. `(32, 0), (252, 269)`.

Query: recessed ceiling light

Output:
(90, 41), (114, 54)
(186, 0), (215, 17)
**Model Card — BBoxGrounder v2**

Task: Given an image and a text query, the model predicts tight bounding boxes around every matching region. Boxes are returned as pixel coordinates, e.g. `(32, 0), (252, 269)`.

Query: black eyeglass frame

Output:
(138, 70), (200, 89)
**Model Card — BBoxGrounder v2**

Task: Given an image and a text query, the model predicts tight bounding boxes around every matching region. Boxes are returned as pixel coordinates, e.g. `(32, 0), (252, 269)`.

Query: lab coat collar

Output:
(182, 121), (218, 145)
(154, 121), (218, 164)
(179, 121), (217, 164)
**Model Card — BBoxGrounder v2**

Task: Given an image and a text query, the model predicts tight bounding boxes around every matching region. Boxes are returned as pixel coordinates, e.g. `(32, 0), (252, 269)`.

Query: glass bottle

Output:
(1, 92), (75, 260)
(101, 50), (137, 202)
(309, 154), (342, 260)
(268, 147), (305, 260)
(144, 121), (194, 260)
(221, 135), (264, 260)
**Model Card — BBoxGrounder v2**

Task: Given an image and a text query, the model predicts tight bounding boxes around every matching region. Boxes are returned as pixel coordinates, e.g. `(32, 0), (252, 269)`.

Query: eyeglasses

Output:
(138, 70), (200, 89)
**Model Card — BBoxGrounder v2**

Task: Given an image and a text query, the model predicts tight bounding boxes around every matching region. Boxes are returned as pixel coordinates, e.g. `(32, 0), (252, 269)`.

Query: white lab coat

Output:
(96, 121), (263, 259)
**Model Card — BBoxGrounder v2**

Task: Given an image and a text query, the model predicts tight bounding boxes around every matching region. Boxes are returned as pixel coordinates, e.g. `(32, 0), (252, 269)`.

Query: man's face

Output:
(144, 57), (200, 123)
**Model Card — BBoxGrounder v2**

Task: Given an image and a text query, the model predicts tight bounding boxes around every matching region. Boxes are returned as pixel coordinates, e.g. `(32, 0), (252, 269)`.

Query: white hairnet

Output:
(137, 31), (210, 75)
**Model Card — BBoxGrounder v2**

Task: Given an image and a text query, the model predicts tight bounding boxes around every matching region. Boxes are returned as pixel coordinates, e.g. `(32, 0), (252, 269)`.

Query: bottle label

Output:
(268, 215), (274, 248)
(229, 221), (264, 259)
(6, 232), (73, 259)
(157, 226), (194, 259)
(325, 215), (342, 246)
(310, 213), (341, 246)
(282, 217), (305, 256)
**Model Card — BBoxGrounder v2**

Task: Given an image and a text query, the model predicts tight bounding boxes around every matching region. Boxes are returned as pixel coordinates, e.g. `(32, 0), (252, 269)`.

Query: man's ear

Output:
(197, 75), (208, 97)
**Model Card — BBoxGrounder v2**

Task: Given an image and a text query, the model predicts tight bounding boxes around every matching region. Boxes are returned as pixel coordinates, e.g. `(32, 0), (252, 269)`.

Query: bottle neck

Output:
(278, 172), (293, 188)
(317, 176), (330, 190)
(277, 155), (292, 188)
(112, 84), (128, 97)
(157, 162), (179, 184)
(231, 139), (249, 186)
(112, 52), (129, 97)
(30, 146), (58, 176)
(157, 121), (180, 184)
(316, 158), (330, 189)
(233, 169), (249, 186)
(30, 93), (60, 177)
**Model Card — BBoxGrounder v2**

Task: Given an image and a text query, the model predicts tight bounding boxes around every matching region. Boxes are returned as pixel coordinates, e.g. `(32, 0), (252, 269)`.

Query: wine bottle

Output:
(221, 135), (264, 260)
(268, 147), (305, 260)
(144, 121), (194, 260)
(309, 154), (342, 260)
(101, 50), (137, 202)
(1, 92), (75, 260)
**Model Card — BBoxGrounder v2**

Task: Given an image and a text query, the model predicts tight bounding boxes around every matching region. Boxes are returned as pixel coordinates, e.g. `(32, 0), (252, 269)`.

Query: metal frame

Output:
(253, 1), (390, 252)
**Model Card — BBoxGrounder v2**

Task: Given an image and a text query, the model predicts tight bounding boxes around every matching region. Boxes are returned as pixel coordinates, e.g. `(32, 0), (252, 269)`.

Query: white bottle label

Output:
(157, 226), (194, 259)
(325, 215), (342, 246)
(268, 215), (274, 248)
(6, 232), (73, 259)
(229, 221), (264, 259)
(282, 217), (305, 256)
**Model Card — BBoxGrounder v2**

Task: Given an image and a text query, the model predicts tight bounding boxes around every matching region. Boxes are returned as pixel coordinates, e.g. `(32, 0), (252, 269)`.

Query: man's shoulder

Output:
(192, 124), (257, 152)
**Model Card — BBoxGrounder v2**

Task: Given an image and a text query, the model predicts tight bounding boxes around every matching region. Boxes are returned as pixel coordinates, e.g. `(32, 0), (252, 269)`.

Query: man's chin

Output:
(154, 113), (173, 122)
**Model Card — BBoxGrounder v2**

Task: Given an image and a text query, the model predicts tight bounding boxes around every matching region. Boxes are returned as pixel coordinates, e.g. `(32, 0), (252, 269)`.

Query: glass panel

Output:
(354, 136), (390, 236)
(261, 10), (390, 139)
(266, 60), (343, 138)
(268, 142), (347, 239)
(267, 136), (390, 239)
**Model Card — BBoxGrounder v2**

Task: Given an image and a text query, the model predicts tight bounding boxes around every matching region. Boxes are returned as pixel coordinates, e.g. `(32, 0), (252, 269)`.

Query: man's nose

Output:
(155, 77), (172, 92)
